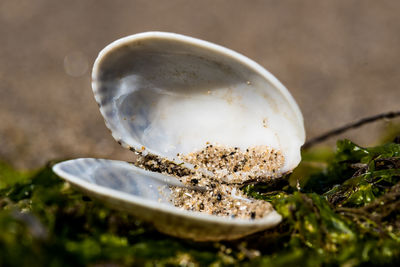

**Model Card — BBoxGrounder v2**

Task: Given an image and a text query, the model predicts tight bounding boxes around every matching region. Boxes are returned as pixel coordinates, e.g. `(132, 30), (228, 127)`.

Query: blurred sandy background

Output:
(1, 0), (400, 169)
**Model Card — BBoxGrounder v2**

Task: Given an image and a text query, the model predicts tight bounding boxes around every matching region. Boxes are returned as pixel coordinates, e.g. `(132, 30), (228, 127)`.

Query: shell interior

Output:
(92, 32), (305, 175)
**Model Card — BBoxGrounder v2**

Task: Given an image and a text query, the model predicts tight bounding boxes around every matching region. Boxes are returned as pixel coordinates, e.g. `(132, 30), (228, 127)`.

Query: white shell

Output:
(53, 158), (282, 241)
(53, 32), (306, 241)
(92, 32), (305, 175)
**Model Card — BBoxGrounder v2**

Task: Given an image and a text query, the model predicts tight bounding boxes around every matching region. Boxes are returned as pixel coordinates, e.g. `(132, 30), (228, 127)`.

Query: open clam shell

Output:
(53, 158), (282, 241)
(53, 32), (306, 241)
(92, 32), (305, 176)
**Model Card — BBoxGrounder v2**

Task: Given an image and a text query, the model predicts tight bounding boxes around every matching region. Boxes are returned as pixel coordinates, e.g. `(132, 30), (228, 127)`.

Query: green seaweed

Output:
(1, 140), (400, 266)
(0, 161), (33, 190)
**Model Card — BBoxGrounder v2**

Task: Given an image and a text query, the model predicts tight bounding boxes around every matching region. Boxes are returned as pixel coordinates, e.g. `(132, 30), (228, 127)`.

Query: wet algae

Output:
(0, 139), (399, 266)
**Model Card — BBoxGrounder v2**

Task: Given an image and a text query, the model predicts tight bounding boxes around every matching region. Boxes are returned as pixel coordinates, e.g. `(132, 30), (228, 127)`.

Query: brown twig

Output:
(303, 111), (400, 149)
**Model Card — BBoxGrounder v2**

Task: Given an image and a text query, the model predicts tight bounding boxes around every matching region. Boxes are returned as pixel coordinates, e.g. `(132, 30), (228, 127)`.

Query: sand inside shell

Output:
(134, 144), (284, 220)
(169, 144), (284, 219)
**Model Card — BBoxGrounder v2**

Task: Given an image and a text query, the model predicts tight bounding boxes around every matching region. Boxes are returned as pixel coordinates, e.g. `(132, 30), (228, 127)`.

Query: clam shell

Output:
(52, 32), (306, 241)
(92, 32), (305, 176)
(53, 158), (282, 241)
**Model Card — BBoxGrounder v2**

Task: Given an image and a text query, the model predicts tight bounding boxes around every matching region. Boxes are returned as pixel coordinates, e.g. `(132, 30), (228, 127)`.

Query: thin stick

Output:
(302, 111), (400, 149)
